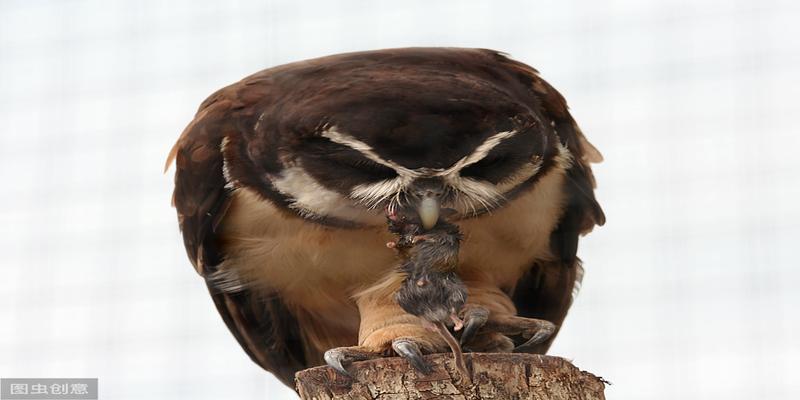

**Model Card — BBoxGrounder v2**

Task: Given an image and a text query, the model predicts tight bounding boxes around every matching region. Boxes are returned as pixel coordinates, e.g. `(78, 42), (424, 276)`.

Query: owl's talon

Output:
(459, 306), (489, 346)
(392, 338), (432, 374)
(323, 349), (351, 376)
(512, 320), (556, 353)
(323, 346), (379, 376)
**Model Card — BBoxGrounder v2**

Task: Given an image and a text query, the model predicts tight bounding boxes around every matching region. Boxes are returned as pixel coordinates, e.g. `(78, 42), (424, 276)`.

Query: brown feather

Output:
(503, 60), (605, 352)
(168, 83), (309, 385)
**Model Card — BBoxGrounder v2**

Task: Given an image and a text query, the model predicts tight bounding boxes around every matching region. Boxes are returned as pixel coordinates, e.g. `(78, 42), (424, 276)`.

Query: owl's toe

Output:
(392, 338), (432, 374)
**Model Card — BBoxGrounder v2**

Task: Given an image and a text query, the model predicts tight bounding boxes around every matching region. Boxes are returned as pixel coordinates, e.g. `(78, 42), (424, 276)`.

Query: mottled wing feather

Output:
(505, 59), (606, 351)
(211, 291), (306, 387)
(168, 85), (306, 386)
(167, 92), (232, 273)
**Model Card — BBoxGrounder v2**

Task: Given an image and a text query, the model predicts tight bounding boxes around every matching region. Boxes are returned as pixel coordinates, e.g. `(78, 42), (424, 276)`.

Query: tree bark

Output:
(295, 353), (606, 399)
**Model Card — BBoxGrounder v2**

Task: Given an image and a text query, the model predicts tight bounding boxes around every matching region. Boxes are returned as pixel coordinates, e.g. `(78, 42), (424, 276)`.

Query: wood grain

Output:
(295, 353), (605, 399)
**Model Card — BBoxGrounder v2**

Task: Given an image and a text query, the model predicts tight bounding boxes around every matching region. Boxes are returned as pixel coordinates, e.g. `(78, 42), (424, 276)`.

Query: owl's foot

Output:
(492, 315), (556, 353)
(392, 337), (432, 374)
(456, 305), (514, 353)
(458, 305), (490, 346)
(326, 323), (450, 376)
(455, 305), (556, 353)
(323, 346), (382, 377)
(323, 337), (438, 377)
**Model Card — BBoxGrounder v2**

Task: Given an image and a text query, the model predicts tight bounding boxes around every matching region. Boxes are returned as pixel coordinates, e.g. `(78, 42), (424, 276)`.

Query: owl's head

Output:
(292, 120), (569, 228)
(258, 49), (572, 227)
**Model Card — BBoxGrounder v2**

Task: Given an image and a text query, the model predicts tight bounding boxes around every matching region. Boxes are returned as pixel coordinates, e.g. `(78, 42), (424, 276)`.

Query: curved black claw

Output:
(512, 322), (556, 353)
(459, 306), (489, 346)
(323, 346), (378, 376)
(392, 339), (432, 374)
(323, 348), (353, 376)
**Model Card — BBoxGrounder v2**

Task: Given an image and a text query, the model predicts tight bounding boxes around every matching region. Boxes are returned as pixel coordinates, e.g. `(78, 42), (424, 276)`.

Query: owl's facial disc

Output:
(302, 126), (559, 223)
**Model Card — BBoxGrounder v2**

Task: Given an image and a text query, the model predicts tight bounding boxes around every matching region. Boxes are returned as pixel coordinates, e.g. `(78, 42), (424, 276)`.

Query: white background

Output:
(1, 1), (798, 399)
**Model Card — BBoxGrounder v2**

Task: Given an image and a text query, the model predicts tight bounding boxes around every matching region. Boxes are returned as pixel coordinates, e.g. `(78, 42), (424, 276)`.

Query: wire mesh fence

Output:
(1, 1), (798, 399)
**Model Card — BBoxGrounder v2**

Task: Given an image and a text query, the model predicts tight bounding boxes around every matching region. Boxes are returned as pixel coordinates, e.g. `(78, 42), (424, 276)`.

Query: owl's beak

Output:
(411, 178), (445, 230)
(417, 194), (440, 229)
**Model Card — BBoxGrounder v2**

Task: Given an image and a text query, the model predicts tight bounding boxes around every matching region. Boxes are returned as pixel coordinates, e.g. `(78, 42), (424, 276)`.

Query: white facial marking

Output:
(350, 176), (406, 208)
(271, 164), (381, 223)
(321, 127), (418, 178)
(321, 126), (518, 182)
(439, 129), (519, 176)
(448, 176), (503, 214)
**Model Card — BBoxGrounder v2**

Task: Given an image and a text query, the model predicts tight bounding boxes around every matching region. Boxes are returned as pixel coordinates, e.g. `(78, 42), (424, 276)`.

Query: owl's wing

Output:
(500, 56), (606, 352)
(166, 83), (307, 387)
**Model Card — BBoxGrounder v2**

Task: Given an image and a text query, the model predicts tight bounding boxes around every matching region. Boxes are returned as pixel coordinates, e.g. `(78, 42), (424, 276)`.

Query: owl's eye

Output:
(460, 156), (513, 182)
(332, 157), (397, 180)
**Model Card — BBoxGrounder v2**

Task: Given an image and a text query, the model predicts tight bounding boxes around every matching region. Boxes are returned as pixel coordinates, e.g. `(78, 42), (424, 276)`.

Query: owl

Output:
(167, 47), (605, 386)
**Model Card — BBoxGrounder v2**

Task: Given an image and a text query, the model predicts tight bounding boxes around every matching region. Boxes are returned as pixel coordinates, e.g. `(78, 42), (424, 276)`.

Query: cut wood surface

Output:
(295, 353), (606, 399)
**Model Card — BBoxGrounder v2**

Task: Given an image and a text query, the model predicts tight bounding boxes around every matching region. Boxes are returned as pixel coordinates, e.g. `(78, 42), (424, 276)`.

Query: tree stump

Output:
(295, 353), (606, 399)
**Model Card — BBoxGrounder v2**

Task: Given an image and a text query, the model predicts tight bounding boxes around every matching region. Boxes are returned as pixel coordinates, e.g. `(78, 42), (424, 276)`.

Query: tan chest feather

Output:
(218, 169), (567, 311)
